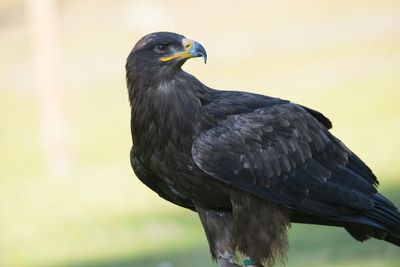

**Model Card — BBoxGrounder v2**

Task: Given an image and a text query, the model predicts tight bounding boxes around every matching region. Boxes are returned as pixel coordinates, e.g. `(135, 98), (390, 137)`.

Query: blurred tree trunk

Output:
(27, 0), (71, 177)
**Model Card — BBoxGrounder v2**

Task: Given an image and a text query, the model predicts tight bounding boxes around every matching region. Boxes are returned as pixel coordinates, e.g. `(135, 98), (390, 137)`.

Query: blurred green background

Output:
(1, 0), (399, 266)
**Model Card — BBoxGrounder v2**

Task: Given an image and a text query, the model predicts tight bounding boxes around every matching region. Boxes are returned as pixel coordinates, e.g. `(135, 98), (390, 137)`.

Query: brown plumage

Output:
(125, 32), (400, 267)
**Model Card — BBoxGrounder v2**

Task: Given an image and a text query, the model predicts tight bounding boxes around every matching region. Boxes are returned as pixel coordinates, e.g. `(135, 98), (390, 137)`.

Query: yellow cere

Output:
(159, 38), (193, 62)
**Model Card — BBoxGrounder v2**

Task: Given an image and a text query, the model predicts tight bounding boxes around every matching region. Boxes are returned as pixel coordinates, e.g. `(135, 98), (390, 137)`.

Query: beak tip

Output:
(190, 40), (207, 64)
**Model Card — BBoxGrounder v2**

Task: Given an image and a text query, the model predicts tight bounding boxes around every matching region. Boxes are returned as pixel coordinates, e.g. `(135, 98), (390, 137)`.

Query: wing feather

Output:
(192, 103), (377, 216)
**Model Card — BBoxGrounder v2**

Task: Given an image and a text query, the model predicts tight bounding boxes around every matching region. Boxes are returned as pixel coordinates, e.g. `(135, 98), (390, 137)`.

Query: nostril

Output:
(182, 38), (192, 49)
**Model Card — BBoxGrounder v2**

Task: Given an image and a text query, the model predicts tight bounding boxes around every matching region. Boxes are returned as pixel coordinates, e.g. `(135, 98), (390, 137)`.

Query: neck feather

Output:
(127, 69), (207, 154)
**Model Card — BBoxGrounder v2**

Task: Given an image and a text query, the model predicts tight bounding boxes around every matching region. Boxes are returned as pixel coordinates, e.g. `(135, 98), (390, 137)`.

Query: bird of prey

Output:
(125, 32), (400, 267)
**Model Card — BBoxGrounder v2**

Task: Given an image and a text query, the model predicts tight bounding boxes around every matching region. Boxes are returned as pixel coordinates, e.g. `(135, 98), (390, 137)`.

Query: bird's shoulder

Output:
(196, 90), (331, 131)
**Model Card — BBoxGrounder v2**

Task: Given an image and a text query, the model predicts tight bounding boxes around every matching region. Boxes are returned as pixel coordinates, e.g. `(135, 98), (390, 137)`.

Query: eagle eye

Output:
(154, 44), (169, 53)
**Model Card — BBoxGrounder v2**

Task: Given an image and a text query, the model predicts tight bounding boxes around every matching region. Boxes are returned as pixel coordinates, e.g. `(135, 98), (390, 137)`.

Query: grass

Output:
(1, 1), (400, 266)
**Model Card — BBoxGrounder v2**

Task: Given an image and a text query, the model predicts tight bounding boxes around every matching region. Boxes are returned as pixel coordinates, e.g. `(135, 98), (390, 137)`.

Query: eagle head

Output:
(126, 32), (207, 82)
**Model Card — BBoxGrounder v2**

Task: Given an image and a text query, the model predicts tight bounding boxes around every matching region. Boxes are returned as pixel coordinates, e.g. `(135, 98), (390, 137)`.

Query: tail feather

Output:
(345, 193), (400, 246)
(369, 193), (400, 235)
(385, 235), (400, 246)
(291, 193), (400, 246)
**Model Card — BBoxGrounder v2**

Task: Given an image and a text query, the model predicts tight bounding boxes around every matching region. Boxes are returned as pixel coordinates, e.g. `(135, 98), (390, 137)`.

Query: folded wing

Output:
(192, 102), (400, 241)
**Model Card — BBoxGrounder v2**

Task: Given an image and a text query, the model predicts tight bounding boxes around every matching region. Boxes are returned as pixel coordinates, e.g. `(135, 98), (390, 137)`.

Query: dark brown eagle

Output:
(125, 32), (400, 267)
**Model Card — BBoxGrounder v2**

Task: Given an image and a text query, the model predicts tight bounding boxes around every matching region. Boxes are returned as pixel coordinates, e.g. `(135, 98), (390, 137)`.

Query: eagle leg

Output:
(196, 207), (240, 267)
(231, 192), (290, 267)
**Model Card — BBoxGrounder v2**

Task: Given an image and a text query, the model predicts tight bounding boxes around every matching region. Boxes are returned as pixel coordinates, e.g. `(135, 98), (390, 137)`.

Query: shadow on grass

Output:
(61, 189), (400, 267)
(60, 226), (400, 267)
(62, 246), (215, 267)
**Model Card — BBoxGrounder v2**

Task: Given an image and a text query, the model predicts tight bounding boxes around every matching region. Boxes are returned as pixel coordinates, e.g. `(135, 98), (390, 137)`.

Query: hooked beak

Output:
(159, 38), (207, 64)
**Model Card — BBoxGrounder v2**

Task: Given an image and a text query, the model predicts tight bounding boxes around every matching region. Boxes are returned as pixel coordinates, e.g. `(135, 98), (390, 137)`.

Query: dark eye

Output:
(154, 44), (169, 53)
